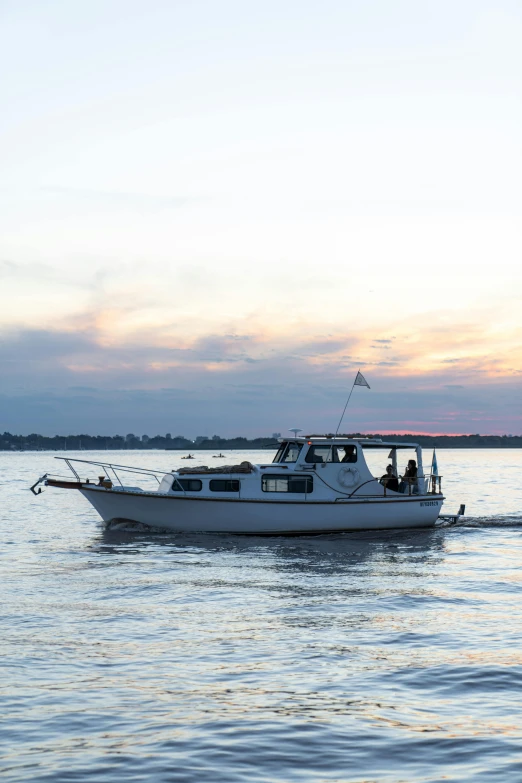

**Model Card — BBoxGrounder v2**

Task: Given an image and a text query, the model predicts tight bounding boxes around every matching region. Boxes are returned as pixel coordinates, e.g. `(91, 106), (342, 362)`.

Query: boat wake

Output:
(103, 518), (167, 533)
(439, 515), (522, 528)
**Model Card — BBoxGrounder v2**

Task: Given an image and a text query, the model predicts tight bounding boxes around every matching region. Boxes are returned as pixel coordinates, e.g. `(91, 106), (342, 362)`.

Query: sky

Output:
(0, 0), (521, 437)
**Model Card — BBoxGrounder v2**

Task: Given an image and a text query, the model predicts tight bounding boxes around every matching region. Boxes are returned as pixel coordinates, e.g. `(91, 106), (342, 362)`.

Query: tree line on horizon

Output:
(1, 431), (521, 451)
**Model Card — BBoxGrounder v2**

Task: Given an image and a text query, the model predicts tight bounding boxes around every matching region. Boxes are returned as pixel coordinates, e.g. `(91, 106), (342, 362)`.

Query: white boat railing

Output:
(54, 456), (169, 488)
(347, 474), (443, 498)
(380, 473), (442, 496)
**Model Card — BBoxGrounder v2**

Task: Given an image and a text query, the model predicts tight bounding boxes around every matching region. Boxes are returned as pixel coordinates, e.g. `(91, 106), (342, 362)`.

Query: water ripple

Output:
(2, 449), (522, 782)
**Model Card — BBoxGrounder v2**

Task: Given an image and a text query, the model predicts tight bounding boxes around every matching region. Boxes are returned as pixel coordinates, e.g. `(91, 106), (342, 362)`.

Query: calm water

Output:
(2, 449), (522, 782)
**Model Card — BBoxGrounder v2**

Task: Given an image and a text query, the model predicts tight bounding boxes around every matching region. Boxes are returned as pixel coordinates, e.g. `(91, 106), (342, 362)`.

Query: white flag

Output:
(354, 371), (370, 389)
(431, 448), (438, 477)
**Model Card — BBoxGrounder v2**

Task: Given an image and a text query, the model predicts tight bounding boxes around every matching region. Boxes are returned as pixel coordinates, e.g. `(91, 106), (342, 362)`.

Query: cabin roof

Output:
(277, 436), (420, 449)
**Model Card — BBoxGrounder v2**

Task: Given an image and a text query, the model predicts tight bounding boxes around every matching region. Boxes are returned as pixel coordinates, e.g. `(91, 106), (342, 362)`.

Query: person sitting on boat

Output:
(399, 459), (418, 493)
(341, 445), (357, 463)
(380, 464), (399, 492)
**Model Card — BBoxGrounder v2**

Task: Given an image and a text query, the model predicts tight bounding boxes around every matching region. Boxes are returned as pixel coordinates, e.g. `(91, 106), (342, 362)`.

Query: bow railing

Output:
(54, 456), (169, 488)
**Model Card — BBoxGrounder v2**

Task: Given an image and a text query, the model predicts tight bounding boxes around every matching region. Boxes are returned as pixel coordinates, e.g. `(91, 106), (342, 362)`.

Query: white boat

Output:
(31, 436), (449, 534)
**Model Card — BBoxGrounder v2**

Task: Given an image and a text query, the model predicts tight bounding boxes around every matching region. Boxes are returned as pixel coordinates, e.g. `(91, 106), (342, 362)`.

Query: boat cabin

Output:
(271, 435), (423, 470)
(155, 435), (436, 499)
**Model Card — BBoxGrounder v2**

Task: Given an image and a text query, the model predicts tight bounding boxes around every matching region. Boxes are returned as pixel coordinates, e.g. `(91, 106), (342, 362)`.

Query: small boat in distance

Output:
(31, 435), (452, 535)
(180, 454), (194, 459)
(213, 453), (225, 458)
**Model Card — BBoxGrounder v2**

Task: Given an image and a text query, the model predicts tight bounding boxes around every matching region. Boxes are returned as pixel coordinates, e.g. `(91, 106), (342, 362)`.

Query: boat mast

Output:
(334, 370), (370, 437)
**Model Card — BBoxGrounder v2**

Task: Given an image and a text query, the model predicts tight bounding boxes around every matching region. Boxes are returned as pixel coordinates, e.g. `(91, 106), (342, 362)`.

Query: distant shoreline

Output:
(2, 432), (522, 451)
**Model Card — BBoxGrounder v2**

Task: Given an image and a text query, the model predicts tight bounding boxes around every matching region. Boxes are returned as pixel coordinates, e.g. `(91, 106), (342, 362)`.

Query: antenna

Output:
(288, 428), (302, 438)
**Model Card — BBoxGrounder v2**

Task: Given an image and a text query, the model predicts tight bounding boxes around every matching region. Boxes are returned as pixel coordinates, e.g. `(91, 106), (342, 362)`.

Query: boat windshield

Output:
(272, 442), (303, 463)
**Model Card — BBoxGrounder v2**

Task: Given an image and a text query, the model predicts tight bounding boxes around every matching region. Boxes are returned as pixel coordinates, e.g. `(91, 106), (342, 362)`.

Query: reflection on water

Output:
(2, 449), (522, 782)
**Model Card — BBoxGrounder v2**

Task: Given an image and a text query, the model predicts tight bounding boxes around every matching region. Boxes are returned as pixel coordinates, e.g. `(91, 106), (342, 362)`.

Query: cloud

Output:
(1, 373), (520, 437)
(1, 300), (521, 435)
(0, 328), (95, 361)
(291, 338), (353, 358)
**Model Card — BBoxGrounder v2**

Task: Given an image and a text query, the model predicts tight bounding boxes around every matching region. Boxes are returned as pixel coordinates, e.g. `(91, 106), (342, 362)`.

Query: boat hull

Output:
(80, 487), (443, 534)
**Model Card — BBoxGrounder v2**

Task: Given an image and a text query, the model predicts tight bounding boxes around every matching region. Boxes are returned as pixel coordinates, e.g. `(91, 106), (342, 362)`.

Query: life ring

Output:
(338, 466), (360, 488)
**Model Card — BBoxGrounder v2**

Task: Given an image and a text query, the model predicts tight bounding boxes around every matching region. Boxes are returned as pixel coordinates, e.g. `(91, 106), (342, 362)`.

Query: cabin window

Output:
(338, 445), (357, 463)
(262, 474), (313, 493)
(272, 443), (286, 463)
(171, 478), (202, 492)
(209, 479), (240, 492)
(304, 445), (357, 464)
(305, 446), (338, 463)
(272, 442), (302, 463)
